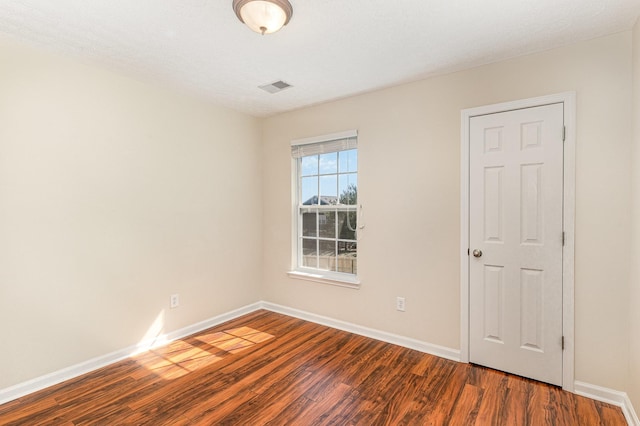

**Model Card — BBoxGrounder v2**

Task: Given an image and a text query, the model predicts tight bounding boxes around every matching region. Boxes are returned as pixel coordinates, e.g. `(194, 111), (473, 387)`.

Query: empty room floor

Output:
(0, 310), (626, 425)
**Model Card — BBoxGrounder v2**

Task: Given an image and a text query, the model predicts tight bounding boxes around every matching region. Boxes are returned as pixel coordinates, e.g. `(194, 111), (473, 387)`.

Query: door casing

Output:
(460, 92), (576, 391)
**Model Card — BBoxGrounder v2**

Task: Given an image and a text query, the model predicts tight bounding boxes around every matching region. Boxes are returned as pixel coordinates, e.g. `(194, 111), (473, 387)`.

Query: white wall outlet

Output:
(396, 296), (406, 312)
(170, 294), (179, 309)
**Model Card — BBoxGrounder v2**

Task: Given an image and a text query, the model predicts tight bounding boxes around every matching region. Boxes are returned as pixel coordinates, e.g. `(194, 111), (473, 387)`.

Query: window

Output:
(291, 131), (358, 284)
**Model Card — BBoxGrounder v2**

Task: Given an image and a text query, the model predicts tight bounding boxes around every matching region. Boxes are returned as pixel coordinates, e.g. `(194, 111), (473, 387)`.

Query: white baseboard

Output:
(3, 299), (636, 426)
(260, 301), (461, 362)
(0, 345), (134, 407)
(0, 302), (263, 406)
(0, 300), (459, 406)
(575, 381), (639, 426)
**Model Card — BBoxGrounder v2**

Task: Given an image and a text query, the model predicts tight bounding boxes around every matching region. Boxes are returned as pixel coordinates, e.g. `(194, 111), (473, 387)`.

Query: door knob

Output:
(472, 249), (483, 258)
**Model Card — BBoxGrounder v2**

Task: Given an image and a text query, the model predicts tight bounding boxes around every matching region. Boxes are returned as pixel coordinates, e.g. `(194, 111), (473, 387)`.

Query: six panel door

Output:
(468, 103), (564, 386)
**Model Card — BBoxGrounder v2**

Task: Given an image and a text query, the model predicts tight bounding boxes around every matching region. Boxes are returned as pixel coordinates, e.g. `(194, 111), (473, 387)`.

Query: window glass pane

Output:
(295, 141), (357, 276)
(319, 152), (338, 174)
(319, 175), (337, 203)
(302, 238), (317, 268)
(301, 176), (318, 205)
(337, 241), (357, 274)
(302, 211), (317, 237)
(338, 174), (357, 205)
(318, 240), (336, 271)
(301, 155), (318, 176)
(338, 211), (357, 240)
(339, 149), (357, 173)
(318, 211), (336, 238)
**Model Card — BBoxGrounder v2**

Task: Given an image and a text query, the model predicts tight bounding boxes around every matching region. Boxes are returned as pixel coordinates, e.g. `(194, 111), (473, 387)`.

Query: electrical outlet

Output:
(170, 294), (180, 309)
(396, 296), (406, 312)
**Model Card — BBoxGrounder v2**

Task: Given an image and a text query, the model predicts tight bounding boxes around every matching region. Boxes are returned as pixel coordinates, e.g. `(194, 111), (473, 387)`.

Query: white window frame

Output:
(288, 130), (361, 289)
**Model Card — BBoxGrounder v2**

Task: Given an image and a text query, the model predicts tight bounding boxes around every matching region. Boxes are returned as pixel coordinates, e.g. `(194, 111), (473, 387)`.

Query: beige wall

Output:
(262, 32), (633, 391)
(0, 39), (263, 389)
(1, 27), (638, 404)
(630, 17), (640, 411)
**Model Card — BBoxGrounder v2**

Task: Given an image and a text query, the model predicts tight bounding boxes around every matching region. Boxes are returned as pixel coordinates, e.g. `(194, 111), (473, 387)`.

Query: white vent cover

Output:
(259, 80), (293, 94)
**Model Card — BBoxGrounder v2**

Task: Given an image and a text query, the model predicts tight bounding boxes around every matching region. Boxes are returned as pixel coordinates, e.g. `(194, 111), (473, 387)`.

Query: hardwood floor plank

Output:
(216, 369), (316, 425)
(306, 337), (386, 389)
(375, 372), (424, 425)
(263, 395), (314, 426)
(475, 368), (509, 425)
(57, 375), (162, 422)
(499, 387), (527, 426)
(341, 398), (381, 426)
(0, 403), (70, 426)
(292, 382), (353, 425)
(126, 369), (228, 412)
(523, 379), (545, 424)
(320, 390), (365, 426)
(408, 357), (460, 424)
(180, 322), (332, 421)
(0, 310), (628, 425)
(187, 388), (258, 424)
(447, 383), (484, 425)
(550, 385), (580, 425)
(4, 415), (74, 426)
(52, 360), (142, 404)
(0, 397), (58, 423)
(574, 393), (604, 425)
(413, 358), (466, 425)
(216, 318), (317, 375)
(599, 404), (627, 425)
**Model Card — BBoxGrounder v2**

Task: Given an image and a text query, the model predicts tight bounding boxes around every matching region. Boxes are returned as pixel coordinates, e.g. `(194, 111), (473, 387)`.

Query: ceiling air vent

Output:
(259, 80), (293, 94)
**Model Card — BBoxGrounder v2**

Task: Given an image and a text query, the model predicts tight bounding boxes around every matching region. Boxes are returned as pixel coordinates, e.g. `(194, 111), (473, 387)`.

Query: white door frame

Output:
(460, 92), (576, 392)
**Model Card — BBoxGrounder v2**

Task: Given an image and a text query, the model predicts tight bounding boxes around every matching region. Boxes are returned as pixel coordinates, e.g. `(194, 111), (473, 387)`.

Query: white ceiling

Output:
(0, 0), (639, 117)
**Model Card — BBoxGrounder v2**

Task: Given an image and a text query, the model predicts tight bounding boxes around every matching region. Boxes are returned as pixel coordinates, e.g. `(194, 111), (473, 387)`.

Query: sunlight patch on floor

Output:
(134, 326), (274, 380)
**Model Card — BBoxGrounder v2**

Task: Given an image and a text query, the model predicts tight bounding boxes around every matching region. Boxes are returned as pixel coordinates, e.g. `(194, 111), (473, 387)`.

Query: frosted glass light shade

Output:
(233, 0), (293, 35)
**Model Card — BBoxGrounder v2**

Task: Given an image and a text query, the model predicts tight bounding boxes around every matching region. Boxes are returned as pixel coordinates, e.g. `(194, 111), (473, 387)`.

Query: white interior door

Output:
(469, 103), (564, 386)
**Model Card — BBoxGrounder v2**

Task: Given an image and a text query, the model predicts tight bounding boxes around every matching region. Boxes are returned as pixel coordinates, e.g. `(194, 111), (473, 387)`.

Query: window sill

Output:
(287, 270), (361, 289)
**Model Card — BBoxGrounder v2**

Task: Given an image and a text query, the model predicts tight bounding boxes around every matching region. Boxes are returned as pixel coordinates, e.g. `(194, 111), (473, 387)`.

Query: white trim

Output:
(140, 302), (263, 353)
(290, 129), (360, 284)
(4, 299), (637, 424)
(460, 104), (471, 364)
(261, 301), (460, 362)
(0, 346), (132, 407)
(0, 300), (459, 406)
(459, 92), (576, 391)
(291, 155), (299, 274)
(287, 270), (361, 289)
(562, 93), (576, 391)
(291, 129), (358, 146)
(0, 302), (262, 406)
(574, 381), (640, 426)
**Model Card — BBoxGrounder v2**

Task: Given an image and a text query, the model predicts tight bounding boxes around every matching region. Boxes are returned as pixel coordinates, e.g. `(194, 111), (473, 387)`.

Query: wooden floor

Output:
(0, 310), (627, 425)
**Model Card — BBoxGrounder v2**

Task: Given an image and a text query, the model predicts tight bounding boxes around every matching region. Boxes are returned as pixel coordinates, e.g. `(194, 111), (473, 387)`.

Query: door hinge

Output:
(562, 126), (566, 142)
(562, 232), (565, 246)
(562, 336), (565, 350)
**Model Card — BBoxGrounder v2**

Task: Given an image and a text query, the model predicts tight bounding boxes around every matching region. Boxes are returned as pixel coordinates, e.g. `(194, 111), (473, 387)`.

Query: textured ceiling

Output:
(0, 0), (639, 117)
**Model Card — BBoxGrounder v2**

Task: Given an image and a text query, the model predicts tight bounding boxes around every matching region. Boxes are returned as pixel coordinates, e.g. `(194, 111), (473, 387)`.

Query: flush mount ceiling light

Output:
(232, 0), (293, 35)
